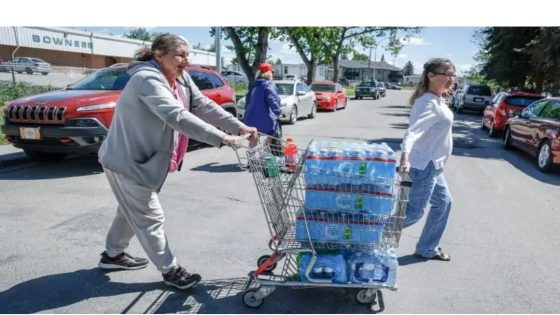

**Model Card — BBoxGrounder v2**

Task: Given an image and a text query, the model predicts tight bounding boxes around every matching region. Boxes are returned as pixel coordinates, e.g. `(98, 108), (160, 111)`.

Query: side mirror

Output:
(296, 91), (306, 96)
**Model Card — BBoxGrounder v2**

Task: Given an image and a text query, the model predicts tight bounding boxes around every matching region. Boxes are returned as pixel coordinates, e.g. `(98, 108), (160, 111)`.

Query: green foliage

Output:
(124, 28), (152, 41)
(474, 27), (560, 94)
(403, 61), (414, 75)
(0, 82), (57, 107)
(353, 53), (369, 61)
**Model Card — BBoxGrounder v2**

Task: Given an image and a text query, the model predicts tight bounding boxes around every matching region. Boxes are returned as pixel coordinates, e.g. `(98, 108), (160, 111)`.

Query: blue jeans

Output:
(403, 161), (453, 257)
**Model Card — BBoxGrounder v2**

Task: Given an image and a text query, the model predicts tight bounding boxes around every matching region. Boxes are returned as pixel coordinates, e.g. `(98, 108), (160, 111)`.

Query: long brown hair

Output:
(409, 58), (455, 106)
(134, 34), (189, 61)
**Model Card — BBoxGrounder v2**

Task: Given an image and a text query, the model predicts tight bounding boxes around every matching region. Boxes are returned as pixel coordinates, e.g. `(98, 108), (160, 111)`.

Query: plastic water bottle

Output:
(284, 137), (298, 171)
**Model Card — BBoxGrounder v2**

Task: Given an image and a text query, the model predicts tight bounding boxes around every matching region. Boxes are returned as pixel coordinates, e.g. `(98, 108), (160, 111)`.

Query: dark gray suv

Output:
(355, 80), (380, 100)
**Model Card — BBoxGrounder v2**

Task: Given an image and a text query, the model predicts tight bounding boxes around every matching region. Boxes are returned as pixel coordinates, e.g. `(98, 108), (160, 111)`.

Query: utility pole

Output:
(215, 27), (221, 71)
(368, 46), (372, 81)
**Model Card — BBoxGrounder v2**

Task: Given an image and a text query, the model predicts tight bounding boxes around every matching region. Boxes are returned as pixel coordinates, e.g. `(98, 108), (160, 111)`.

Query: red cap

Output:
(259, 63), (274, 73)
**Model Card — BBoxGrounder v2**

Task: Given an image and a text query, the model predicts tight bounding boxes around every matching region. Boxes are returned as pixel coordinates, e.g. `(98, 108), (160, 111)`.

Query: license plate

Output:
(19, 127), (41, 140)
(474, 97), (483, 102)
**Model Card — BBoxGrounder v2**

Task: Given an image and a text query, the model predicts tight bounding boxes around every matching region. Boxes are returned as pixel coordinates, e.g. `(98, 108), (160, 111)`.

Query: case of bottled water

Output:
(304, 190), (395, 215)
(346, 248), (398, 288)
(298, 252), (348, 284)
(295, 211), (385, 244)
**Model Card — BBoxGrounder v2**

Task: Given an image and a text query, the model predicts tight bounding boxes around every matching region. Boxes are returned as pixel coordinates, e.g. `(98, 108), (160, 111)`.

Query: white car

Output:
(236, 80), (317, 124)
(221, 70), (249, 85)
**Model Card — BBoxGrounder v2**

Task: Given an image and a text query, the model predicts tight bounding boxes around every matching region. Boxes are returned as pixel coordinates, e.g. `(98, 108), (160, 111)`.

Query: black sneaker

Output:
(98, 251), (149, 270)
(162, 265), (201, 290)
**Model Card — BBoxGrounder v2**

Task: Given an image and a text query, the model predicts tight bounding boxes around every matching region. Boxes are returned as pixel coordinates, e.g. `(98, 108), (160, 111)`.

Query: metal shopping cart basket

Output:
(237, 134), (412, 312)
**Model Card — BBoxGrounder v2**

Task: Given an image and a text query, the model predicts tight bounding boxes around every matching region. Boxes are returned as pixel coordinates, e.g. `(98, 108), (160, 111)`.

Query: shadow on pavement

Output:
(397, 254), (429, 266)
(0, 268), (160, 313)
(147, 277), (375, 314)
(190, 162), (245, 173)
(0, 155), (103, 180)
(0, 271), (377, 314)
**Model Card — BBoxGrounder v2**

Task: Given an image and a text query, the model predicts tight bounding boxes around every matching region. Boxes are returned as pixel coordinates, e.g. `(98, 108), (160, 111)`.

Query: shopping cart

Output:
(237, 134), (412, 312)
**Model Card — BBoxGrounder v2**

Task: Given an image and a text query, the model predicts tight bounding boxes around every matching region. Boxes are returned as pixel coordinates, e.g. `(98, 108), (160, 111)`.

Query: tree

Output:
(124, 28), (152, 41)
(352, 53), (369, 61)
(124, 28), (169, 42)
(320, 27), (419, 82)
(403, 61), (414, 75)
(212, 27), (271, 84)
(273, 27), (335, 85)
(274, 58), (282, 65)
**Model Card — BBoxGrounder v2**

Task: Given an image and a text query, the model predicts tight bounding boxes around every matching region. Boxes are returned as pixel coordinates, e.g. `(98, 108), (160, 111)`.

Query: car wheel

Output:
(308, 102), (316, 119)
(537, 141), (556, 172)
(488, 121), (499, 138)
(25, 67), (33, 74)
(332, 100), (338, 112)
(457, 105), (463, 113)
(289, 106), (297, 125)
(41, 72), (48, 75)
(23, 149), (66, 162)
(503, 127), (514, 150)
(343, 98), (348, 109)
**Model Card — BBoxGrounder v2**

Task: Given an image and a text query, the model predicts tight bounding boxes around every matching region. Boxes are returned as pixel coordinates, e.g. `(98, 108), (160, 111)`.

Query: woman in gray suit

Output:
(97, 34), (257, 290)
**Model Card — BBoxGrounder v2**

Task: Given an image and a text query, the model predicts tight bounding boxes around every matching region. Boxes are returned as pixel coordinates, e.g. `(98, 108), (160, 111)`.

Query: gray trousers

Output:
(103, 167), (177, 273)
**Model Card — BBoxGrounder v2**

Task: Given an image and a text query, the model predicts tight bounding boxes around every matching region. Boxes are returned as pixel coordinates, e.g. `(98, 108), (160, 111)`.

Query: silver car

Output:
(236, 80), (317, 125)
(221, 70), (248, 85)
(456, 84), (492, 113)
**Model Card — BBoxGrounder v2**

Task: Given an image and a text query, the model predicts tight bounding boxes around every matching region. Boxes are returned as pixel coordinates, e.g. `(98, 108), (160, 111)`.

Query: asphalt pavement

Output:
(0, 90), (559, 313)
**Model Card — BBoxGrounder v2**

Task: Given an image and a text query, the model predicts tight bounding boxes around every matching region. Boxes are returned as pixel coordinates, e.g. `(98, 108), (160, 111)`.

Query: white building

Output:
(0, 27), (216, 71)
(273, 63), (330, 81)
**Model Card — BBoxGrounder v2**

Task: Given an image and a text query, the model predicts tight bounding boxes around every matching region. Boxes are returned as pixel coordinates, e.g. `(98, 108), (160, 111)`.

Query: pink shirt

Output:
(168, 82), (190, 172)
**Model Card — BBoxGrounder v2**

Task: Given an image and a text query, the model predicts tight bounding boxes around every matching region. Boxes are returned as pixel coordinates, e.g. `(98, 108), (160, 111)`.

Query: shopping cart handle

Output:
(395, 166), (413, 187)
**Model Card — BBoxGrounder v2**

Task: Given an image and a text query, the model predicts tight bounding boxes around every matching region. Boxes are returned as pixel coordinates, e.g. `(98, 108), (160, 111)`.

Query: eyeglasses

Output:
(433, 72), (456, 79)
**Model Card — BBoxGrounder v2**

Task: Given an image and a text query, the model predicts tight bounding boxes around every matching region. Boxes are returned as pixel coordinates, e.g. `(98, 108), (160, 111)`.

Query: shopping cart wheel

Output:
(257, 255), (277, 272)
(355, 289), (376, 304)
(242, 289), (264, 308)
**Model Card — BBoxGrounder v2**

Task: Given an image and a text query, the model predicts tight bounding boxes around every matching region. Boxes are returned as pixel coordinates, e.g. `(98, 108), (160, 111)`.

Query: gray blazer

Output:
(98, 60), (245, 191)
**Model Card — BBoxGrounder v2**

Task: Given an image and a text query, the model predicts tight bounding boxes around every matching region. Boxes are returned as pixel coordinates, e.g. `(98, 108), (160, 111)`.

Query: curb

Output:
(0, 151), (29, 169)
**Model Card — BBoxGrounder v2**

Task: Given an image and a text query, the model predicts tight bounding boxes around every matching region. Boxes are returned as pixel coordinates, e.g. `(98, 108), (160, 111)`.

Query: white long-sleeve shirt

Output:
(401, 92), (454, 170)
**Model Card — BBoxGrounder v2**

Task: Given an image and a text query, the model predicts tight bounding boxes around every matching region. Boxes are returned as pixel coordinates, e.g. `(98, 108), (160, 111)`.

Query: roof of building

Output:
(340, 60), (402, 72)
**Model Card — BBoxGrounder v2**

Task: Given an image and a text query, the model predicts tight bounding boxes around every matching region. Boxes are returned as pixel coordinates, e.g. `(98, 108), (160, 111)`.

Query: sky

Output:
(75, 27), (481, 76)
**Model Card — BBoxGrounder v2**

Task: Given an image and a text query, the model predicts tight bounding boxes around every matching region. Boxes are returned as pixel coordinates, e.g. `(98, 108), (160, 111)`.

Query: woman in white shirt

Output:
(400, 58), (456, 261)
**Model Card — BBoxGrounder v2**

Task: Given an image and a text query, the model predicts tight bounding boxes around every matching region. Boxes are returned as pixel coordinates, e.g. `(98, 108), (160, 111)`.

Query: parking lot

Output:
(1, 90), (559, 313)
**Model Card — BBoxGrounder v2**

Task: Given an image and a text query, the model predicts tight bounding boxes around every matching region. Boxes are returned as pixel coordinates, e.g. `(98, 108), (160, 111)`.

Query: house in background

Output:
(338, 60), (402, 83)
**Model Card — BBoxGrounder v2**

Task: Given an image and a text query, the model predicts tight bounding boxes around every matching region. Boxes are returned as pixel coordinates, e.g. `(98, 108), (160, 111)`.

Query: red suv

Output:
(1, 63), (237, 160)
(482, 92), (544, 137)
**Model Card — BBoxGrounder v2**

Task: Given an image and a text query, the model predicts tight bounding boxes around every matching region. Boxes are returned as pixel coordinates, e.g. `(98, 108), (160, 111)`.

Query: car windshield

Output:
(468, 86), (492, 96)
(359, 81), (375, 87)
(68, 67), (130, 90)
(311, 84), (335, 92)
(275, 83), (294, 95)
(505, 96), (543, 107)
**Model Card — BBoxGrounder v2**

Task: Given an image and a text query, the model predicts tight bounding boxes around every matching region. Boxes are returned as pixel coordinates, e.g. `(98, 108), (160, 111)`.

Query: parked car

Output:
(1, 63), (237, 160)
(376, 81), (387, 97)
(388, 83), (402, 90)
(503, 98), (560, 172)
(450, 89), (464, 109)
(310, 81), (347, 111)
(236, 80), (317, 124)
(0, 56), (10, 72)
(355, 80), (380, 100)
(455, 84), (493, 114)
(221, 70), (248, 85)
(482, 92), (544, 137)
(0, 57), (52, 75)
(338, 78), (349, 86)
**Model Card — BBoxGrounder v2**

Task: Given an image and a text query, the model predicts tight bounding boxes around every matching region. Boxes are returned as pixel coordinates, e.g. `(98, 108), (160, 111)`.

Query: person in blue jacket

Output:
(243, 63), (283, 154)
